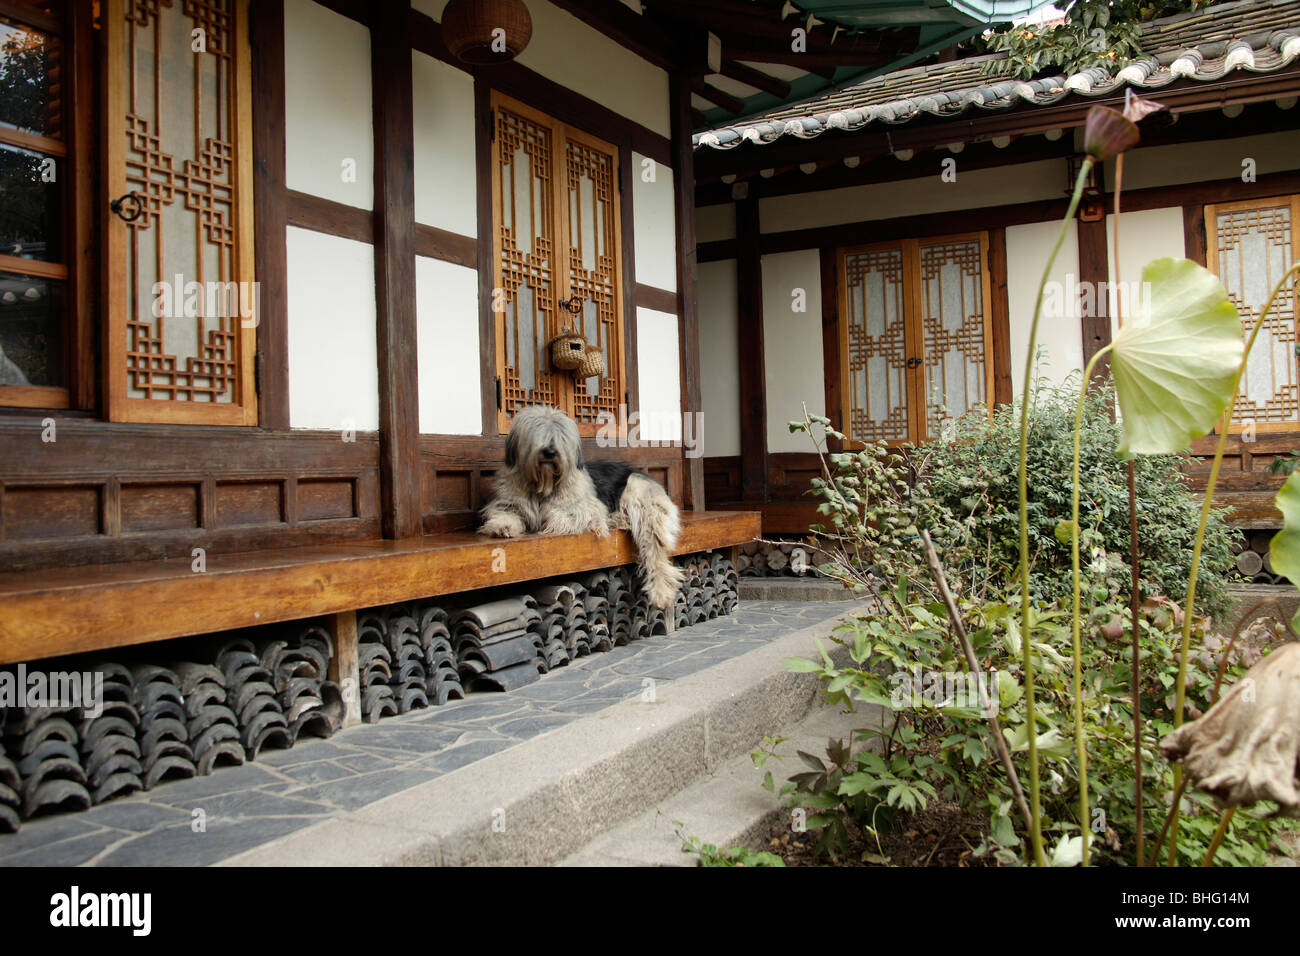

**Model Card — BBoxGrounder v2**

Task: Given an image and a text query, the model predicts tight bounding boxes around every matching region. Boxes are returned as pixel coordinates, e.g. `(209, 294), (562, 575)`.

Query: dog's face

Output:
(505, 406), (584, 497)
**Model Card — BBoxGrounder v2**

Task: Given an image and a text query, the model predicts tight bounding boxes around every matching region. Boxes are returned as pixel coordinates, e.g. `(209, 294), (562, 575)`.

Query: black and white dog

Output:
(479, 406), (684, 608)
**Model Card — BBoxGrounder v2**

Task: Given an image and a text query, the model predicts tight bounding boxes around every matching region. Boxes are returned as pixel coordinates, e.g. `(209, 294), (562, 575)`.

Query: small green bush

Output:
(915, 377), (1241, 623)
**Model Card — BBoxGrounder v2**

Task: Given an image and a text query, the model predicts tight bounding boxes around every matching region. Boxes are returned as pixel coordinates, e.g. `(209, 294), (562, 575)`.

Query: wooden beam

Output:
(312, 0), (374, 27)
(697, 168), (1300, 263)
(735, 198), (766, 502)
(0, 512), (760, 664)
(251, 0), (290, 431)
(285, 189), (374, 242)
(988, 227), (1013, 408)
(413, 222), (477, 269)
(327, 609), (361, 728)
(371, 1), (422, 539)
(720, 58), (791, 100)
(1076, 213), (1111, 379)
(671, 72), (706, 511)
(475, 78), (497, 437)
(691, 75), (744, 115)
(1183, 203), (1207, 267)
(636, 283), (678, 315)
(619, 145), (640, 421)
(546, 0), (680, 70)
(818, 246), (842, 451)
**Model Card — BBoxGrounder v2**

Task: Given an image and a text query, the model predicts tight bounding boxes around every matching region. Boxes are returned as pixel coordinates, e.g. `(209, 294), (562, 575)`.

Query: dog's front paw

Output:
(481, 514), (525, 538)
(590, 518), (611, 539)
(606, 512), (630, 531)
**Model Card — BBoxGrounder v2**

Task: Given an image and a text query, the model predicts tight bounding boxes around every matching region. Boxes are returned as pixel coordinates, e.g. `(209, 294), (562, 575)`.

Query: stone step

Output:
(219, 603), (866, 866)
(557, 698), (873, 867)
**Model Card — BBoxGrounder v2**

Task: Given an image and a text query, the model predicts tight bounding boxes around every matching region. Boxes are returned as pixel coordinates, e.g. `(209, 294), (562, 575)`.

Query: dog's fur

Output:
(480, 406), (684, 608)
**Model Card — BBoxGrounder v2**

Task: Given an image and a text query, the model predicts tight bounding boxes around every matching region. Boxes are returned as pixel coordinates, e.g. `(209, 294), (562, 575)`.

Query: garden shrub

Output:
(916, 376), (1241, 624)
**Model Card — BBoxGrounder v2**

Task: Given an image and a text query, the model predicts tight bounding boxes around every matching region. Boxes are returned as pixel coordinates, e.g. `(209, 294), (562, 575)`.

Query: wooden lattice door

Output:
(104, 0), (257, 425)
(490, 93), (624, 435)
(1206, 196), (1300, 432)
(838, 233), (993, 445)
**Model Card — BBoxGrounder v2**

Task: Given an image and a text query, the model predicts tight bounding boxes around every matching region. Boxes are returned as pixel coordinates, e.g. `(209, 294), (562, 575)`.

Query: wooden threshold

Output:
(0, 511), (760, 665)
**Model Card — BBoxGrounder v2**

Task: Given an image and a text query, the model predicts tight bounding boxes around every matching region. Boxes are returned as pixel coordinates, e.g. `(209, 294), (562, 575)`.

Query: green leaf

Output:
(1269, 471), (1300, 631)
(1054, 518), (1077, 546)
(1110, 258), (1243, 455)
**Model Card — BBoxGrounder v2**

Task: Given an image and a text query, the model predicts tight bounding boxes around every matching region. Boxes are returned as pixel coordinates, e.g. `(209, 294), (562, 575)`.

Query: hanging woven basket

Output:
(549, 329), (587, 371)
(441, 0), (533, 65)
(576, 345), (605, 380)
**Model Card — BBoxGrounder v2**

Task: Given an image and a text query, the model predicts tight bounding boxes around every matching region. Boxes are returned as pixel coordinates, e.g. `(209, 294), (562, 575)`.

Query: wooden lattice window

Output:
(490, 93), (625, 435)
(838, 233), (993, 445)
(1206, 195), (1300, 433)
(103, 0), (257, 424)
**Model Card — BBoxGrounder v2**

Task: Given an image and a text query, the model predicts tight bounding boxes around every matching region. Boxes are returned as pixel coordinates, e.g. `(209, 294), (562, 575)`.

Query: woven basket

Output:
(577, 346), (605, 380)
(441, 0), (533, 64)
(549, 331), (587, 371)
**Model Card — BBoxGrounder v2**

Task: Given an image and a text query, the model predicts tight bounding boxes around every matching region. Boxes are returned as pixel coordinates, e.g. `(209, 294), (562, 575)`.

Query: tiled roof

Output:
(694, 0), (1300, 150)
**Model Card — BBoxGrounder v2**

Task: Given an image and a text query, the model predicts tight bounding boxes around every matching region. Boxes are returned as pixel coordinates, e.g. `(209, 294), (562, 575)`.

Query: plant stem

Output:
(1166, 260), (1300, 865)
(1018, 157), (1094, 866)
(1201, 807), (1237, 867)
(919, 529), (1034, 834)
(1111, 151), (1145, 868)
(1070, 344), (1112, 867)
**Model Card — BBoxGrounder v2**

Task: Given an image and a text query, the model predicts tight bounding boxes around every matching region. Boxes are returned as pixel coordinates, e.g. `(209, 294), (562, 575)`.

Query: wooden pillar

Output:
(371, 1), (422, 538)
(671, 72), (706, 512)
(819, 246), (842, 451)
(328, 609), (361, 728)
(251, 0), (289, 431)
(736, 198), (767, 501)
(1183, 204), (1208, 266)
(1076, 214), (1111, 381)
(988, 228), (1013, 407)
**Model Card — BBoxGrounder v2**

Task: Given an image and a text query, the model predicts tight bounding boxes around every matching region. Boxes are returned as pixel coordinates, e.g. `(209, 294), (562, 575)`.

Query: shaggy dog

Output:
(480, 406), (684, 608)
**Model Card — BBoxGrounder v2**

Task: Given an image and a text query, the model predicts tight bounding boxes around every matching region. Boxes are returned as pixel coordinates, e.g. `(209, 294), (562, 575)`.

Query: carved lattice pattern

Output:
(842, 246), (909, 442)
(918, 238), (988, 432)
(491, 96), (624, 432)
(565, 138), (621, 426)
(495, 105), (559, 419)
(1211, 199), (1300, 427)
(121, 0), (240, 402)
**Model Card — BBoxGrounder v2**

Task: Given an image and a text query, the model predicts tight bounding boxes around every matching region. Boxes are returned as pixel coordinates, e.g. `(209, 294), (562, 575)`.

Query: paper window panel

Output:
(841, 245), (910, 443)
(1208, 197), (1300, 429)
(918, 236), (991, 434)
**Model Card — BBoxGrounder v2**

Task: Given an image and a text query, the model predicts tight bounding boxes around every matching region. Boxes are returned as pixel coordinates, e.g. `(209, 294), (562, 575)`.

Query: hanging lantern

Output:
(441, 0), (533, 65)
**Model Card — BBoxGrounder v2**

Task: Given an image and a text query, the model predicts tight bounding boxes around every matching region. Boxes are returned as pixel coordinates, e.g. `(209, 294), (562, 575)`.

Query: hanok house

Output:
(0, 0), (1058, 833)
(692, 0), (1300, 583)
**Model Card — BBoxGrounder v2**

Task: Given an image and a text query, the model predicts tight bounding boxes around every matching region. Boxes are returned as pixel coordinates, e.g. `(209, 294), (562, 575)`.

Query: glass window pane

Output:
(0, 141), (61, 260)
(0, 17), (62, 139)
(0, 270), (62, 387)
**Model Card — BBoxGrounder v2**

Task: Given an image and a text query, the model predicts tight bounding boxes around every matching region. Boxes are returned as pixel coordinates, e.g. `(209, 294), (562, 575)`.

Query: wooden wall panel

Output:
(0, 424), (381, 571)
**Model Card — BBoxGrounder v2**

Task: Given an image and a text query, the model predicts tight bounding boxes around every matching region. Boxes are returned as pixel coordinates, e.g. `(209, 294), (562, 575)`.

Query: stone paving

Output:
(0, 600), (852, 867)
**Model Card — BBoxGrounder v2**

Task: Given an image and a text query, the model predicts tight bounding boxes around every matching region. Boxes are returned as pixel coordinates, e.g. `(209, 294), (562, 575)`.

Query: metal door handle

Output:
(906, 357), (922, 369)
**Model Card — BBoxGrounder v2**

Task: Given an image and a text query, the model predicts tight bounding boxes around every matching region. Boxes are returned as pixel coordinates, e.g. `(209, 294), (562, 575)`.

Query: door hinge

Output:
(495, 376), (502, 409)
(255, 350), (264, 396)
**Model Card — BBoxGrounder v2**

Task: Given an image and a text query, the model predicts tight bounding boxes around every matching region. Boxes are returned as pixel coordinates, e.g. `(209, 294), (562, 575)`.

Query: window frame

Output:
(100, 0), (258, 426)
(1204, 193), (1300, 436)
(0, 0), (82, 412)
(836, 230), (995, 447)
(488, 90), (627, 437)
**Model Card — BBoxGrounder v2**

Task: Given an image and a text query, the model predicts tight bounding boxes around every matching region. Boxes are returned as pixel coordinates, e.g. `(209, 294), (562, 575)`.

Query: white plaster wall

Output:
(286, 227), (379, 431)
(284, 0), (373, 209)
(412, 51), (478, 237)
(1006, 220), (1082, 397)
(1104, 207), (1186, 339)
(416, 256), (481, 435)
(631, 152), (677, 292)
(698, 259), (740, 457)
(761, 250), (824, 452)
(698, 203), (736, 243)
(1109, 129), (1300, 192)
(636, 307), (682, 443)
(760, 158), (1065, 233)
(414, 0), (670, 136)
